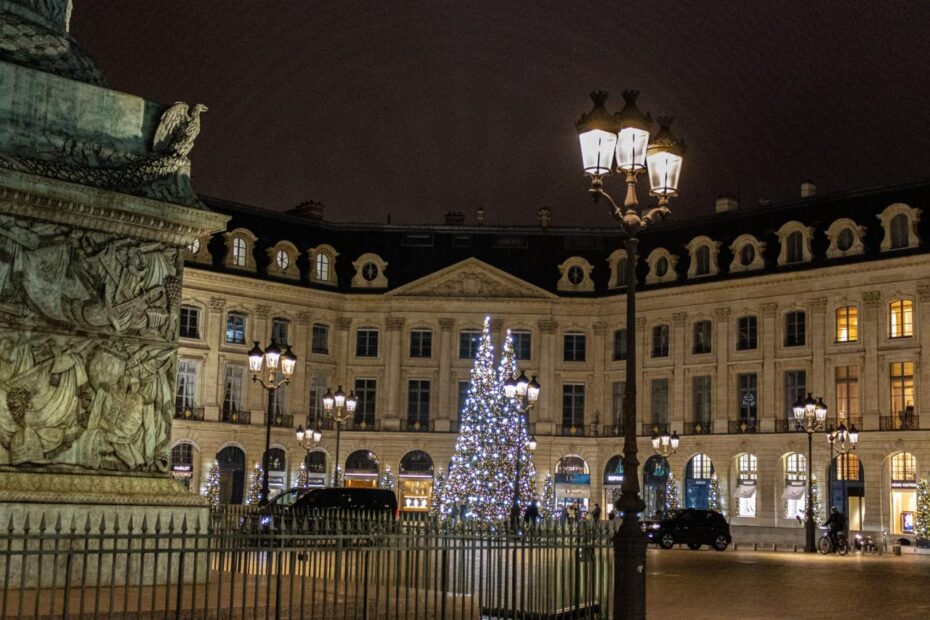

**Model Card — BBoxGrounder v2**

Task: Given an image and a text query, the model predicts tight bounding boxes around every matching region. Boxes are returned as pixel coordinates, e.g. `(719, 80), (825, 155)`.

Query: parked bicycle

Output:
(818, 528), (849, 555)
(854, 532), (878, 554)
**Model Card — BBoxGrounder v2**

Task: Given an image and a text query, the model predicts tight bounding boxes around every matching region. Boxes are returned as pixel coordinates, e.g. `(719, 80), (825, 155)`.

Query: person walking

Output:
(591, 503), (602, 522)
(524, 500), (540, 525)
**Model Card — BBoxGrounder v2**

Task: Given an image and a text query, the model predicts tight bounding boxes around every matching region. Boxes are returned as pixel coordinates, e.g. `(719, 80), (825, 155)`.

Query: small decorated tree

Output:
(331, 466), (343, 488)
(810, 474), (824, 526)
(203, 461), (221, 507)
(915, 478), (930, 546)
(295, 462), (311, 489)
(430, 468), (445, 518)
(708, 473), (723, 513)
(380, 465), (396, 491)
(247, 461), (264, 505)
(664, 472), (680, 512)
(540, 473), (556, 519)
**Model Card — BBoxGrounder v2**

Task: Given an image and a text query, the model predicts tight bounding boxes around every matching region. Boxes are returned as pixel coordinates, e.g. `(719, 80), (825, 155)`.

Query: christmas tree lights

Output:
(664, 472), (680, 512)
(203, 460), (220, 507)
(247, 461), (264, 505)
(708, 473), (723, 513)
(541, 473), (555, 519)
(380, 465), (396, 491)
(915, 478), (930, 544)
(430, 468), (445, 518)
(296, 462), (311, 489)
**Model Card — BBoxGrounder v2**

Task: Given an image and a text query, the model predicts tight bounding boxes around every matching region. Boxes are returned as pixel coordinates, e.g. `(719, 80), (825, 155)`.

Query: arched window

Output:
(304, 450), (326, 474)
(216, 446), (247, 504)
(695, 246), (710, 275)
(316, 253), (330, 281)
(786, 231), (803, 263)
(734, 454), (758, 517)
(891, 213), (910, 249)
(400, 450), (434, 475)
(232, 237), (248, 267)
(783, 453), (807, 519)
(171, 443), (194, 489)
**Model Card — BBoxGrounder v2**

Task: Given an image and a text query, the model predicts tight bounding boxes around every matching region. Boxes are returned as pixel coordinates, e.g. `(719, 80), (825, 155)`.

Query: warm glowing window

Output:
(232, 237), (248, 267)
(690, 453), (713, 479)
(835, 306), (858, 342)
(891, 453), (917, 482)
(836, 453), (860, 481)
(890, 362), (915, 414)
(889, 300), (913, 338)
(785, 453), (806, 482)
(835, 366), (859, 419)
(737, 454), (758, 483)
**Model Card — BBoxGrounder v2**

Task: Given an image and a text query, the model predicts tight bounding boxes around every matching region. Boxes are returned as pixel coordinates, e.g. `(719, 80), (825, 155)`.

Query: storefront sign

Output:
(308, 476), (326, 487)
(556, 473), (590, 485)
(269, 474), (284, 488)
(559, 488), (589, 498)
(604, 474), (624, 485)
(891, 480), (917, 489)
(171, 464), (192, 473)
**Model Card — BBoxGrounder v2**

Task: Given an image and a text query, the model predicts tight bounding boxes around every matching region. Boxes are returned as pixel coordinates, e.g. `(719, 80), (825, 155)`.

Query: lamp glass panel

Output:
(579, 130), (617, 176)
(616, 127), (649, 173)
(647, 150), (683, 196)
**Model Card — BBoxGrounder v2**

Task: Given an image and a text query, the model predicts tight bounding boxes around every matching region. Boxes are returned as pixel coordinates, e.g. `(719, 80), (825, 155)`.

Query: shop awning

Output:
(733, 484), (756, 499)
(781, 485), (806, 501)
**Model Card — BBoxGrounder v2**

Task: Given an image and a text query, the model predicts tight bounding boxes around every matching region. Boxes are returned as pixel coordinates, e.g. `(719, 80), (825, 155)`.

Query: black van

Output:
(291, 488), (398, 516)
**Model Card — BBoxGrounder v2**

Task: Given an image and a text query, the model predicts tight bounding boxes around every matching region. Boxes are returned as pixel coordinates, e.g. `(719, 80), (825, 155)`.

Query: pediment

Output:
(387, 258), (556, 299)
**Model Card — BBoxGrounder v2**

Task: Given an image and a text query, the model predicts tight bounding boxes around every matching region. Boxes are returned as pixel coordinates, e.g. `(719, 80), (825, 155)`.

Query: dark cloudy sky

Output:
(72, 1), (930, 227)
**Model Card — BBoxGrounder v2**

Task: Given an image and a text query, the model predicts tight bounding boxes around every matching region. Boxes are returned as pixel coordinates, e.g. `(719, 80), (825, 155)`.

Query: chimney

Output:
(444, 211), (465, 226)
(476, 208), (485, 226)
(715, 195), (738, 213)
(538, 207), (552, 229)
(288, 200), (324, 221)
(801, 179), (816, 198)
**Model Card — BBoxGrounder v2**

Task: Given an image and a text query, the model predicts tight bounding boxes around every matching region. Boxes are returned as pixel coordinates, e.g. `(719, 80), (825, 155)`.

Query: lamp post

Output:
(792, 393), (828, 552)
(651, 430), (680, 458)
(827, 422), (859, 532)
(321, 385), (358, 487)
(247, 340), (297, 505)
(504, 371), (541, 530)
(295, 424), (323, 487)
(575, 89), (684, 620)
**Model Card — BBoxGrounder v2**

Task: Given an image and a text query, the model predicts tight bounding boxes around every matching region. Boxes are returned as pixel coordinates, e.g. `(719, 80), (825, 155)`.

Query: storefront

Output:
(829, 453), (864, 530)
(264, 447), (287, 494)
(344, 449), (379, 488)
(732, 453), (758, 517)
(555, 455), (590, 513)
(171, 442), (195, 490)
(303, 450), (328, 488)
(685, 453), (714, 510)
(643, 455), (669, 518)
(889, 452), (917, 535)
(399, 450), (434, 512)
(602, 455), (624, 515)
(782, 453), (807, 520)
(216, 445), (246, 504)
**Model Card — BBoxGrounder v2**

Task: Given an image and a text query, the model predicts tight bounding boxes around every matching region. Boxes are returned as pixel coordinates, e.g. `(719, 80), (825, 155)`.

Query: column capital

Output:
(635, 316), (647, 329)
(672, 312), (687, 327)
(538, 319), (558, 334)
(593, 321), (609, 336)
(761, 302), (778, 317)
(918, 284), (930, 302)
(863, 291), (882, 308)
(386, 316), (406, 331)
(490, 318), (504, 332)
(297, 311), (311, 326)
(255, 304), (271, 320)
(439, 318), (455, 331)
(209, 296), (226, 313)
(809, 297), (828, 312)
(335, 317), (352, 330)
(713, 307), (731, 320)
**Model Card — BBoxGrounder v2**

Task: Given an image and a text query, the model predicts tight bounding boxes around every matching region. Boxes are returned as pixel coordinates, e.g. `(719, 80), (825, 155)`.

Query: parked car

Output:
(642, 509), (731, 551)
(291, 487), (399, 517)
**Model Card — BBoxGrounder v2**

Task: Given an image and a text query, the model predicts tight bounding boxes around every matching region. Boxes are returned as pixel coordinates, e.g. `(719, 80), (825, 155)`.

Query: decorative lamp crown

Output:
(614, 90), (652, 174)
(576, 91), (619, 177)
(248, 342), (264, 373)
(280, 346), (297, 377)
(646, 117), (685, 197)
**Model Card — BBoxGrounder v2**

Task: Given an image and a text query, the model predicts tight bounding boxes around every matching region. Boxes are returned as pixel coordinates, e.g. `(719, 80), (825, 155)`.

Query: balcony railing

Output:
(557, 424), (594, 437)
(774, 419), (799, 433)
(880, 415), (920, 431)
(640, 422), (669, 436)
(348, 419), (379, 431)
(265, 413), (294, 428)
(682, 420), (712, 435)
(221, 409), (251, 425)
(403, 420), (433, 432)
(174, 406), (204, 421)
(826, 416), (863, 431)
(600, 424), (624, 437)
(729, 419), (758, 434)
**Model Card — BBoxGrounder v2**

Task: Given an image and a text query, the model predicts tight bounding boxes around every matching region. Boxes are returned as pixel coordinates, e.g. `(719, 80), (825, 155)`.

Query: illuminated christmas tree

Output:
(440, 319), (536, 523)
(664, 472), (680, 512)
(810, 475), (824, 526)
(295, 462), (311, 489)
(203, 460), (221, 507)
(380, 465), (396, 491)
(708, 473), (723, 513)
(247, 461), (264, 505)
(915, 478), (930, 544)
(331, 466), (343, 488)
(430, 468), (445, 518)
(540, 473), (555, 519)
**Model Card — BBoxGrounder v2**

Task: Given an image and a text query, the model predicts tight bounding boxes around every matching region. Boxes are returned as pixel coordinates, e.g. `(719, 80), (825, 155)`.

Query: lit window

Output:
(891, 453), (916, 483)
(316, 253), (330, 281)
(889, 300), (913, 338)
(275, 250), (289, 271)
(736, 454), (758, 517)
(835, 366), (859, 420)
(232, 237), (248, 267)
(225, 312), (246, 344)
(187, 238), (201, 255)
(890, 362), (915, 416)
(835, 306), (858, 342)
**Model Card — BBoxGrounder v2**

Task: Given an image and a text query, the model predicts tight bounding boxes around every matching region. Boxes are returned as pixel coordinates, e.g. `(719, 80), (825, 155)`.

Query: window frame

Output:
(225, 312), (247, 345)
(179, 304), (201, 340)
(784, 311), (806, 347)
(835, 306), (858, 343)
(692, 320), (712, 355)
(409, 329), (433, 358)
(563, 332), (587, 362)
(355, 328), (380, 357)
(736, 316), (758, 351)
(651, 324), (669, 358)
(889, 299), (914, 338)
(311, 323), (330, 354)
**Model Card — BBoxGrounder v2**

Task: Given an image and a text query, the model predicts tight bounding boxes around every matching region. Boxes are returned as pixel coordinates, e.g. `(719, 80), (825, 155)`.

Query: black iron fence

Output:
(0, 508), (616, 619)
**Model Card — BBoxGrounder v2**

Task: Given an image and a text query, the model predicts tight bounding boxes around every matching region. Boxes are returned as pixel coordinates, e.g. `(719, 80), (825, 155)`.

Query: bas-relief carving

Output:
(0, 214), (179, 473)
(414, 270), (526, 298)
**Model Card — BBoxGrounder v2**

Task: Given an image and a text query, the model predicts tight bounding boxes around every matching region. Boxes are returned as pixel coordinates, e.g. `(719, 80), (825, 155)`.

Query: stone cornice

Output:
(0, 471), (208, 507)
(0, 169), (228, 246)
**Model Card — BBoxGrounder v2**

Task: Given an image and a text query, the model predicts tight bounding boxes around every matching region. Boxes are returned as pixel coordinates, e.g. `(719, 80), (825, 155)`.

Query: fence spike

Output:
(113, 513), (121, 534)
(83, 513), (92, 533)
(6, 513), (14, 533)
(180, 514), (188, 534)
(38, 513), (47, 533)
(69, 513), (78, 534)
(127, 513), (135, 534)
(54, 513), (62, 533)
(154, 513), (162, 534)
(167, 513), (175, 534)
(98, 514), (107, 533)
(22, 512), (31, 534)
(141, 513), (149, 533)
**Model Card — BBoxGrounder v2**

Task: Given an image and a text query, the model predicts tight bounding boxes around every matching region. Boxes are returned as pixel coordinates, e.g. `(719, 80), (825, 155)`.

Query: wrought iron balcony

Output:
(558, 424), (593, 437)
(775, 419), (799, 433)
(729, 419), (758, 434)
(600, 424), (624, 437)
(403, 420), (433, 432)
(682, 420), (712, 435)
(266, 413), (293, 428)
(221, 408), (251, 425)
(348, 418), (379, 431)
(825, 416), (863, 432)
(174, 406), (204, 421)
(880, 414), (920, 431)
(640, 422), (670, 436)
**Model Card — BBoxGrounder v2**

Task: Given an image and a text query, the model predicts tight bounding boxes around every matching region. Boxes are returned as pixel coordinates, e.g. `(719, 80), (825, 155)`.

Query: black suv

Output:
(291, 488), (398, 516)
(642, 509), (731, 551)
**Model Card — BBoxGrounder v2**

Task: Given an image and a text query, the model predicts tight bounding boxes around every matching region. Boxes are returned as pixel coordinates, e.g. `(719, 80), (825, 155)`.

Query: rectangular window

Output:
(457, 381), (470, 425)
(738, 373), (758, 424)
(693, 320), (712, 354)
(785, 311), (806, 347)
(563, 333), (586, 362)
(835, 366), (859, 420)
(693, 375), (712, 425)
(179, 305), (200, 339)
(356, 328), (379, 357)
(890, 362), (915, 415)
(562, 383), (585, 428)
(737, 316), (758, 350)
(737, 454), (758, 517)
(652, 325), (669, 358)
(410, 329), (433, 358)
(784, 370), (807, 420)
(270, 372), (287, 417)
(222, 366), (243, 416)
(512, 331), (532, 361)
(311, 323), (329, 354)
(308, 374), (327, 422)
(354, 378), (377, 425)
(612, 381), (626, 426)
(407, 380), (431, 427)
(612, 329), (627, 361)
(271, 318), (289, 346)
(225, 312), (246, 344)
(889, 300), (914, 338)
(835, 306), (858, 342)
(651, 378), (669, 424)
(175, 359), (199, 413)
(459, 330), (481, 359)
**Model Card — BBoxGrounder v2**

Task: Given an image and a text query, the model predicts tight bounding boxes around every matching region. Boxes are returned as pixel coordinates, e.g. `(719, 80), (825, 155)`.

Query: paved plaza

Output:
(647, 548), (930, 619)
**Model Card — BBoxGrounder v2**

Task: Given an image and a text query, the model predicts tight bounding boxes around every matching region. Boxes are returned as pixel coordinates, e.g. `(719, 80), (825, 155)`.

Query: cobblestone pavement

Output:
(646, 548), (930, 619)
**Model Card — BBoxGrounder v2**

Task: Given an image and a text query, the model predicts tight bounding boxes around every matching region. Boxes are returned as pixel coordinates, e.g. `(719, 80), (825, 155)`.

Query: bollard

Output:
(893, 544), (902, 556)
(752, 543), (758, 551)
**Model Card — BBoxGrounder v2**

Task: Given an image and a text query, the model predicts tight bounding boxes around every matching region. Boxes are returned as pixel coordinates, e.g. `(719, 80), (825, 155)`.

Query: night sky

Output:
(72, 2), (930, 227)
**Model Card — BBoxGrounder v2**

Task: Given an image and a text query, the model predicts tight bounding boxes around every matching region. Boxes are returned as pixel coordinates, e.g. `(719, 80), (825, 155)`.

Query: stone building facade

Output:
(173, 185), (928, 544)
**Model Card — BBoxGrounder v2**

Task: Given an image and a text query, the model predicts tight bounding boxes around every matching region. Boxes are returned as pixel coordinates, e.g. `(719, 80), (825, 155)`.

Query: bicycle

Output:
(818, 528), (849, 555)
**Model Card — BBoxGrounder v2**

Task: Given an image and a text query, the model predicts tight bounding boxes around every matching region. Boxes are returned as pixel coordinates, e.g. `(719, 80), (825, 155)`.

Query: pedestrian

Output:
(591, 503), (601, 521)
(524, 500), (540, 525)
(567, 503), (576, 523)
(608, 509), (616, 521)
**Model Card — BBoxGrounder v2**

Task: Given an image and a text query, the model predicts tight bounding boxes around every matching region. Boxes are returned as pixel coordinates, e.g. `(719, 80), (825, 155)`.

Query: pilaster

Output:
(538, 319), (558, 430)
(713, 307), (731, 434)
(384, 317), (405, 425)
(810, 297), (827, 397)
(438, 318), (455, 427)
(671, 312), (687, 429)
(761, 302), (778, 432)
(862, 291), (882, 427)
(592, 321), (609, 429)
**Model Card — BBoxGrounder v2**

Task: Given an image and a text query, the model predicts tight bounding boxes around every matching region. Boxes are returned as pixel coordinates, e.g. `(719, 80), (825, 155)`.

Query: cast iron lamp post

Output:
(651, 430), (679, 458)
(827, 421), (858, 527)
(504, 371), (541, 530)
(247, 340), (297, 505)
(576, 89), (684, 620)
(792, 393), (828, 552)
(321, 385), (358, 487)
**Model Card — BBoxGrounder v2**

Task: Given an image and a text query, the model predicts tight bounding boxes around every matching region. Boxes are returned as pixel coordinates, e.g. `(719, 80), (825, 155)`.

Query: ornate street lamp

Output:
(576, 89), (684, 620)
(827, 421), (859, 530)
(793, 393), (828, 552)
(321, 385), (357, 487)
(504, 371), (540, 530)
(247, 340), (297, 505)
(651, 430), (680, 458)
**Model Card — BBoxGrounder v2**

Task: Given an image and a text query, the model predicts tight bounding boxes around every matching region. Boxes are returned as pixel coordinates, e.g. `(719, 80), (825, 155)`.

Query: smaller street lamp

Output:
(651, 430), (680, 458)
(504, 370), (540, 530)
(793, 393), (828, 552)
(827, 421), (859, 529)
(321, 385), (357, 487)
(247, 340), (297, 505)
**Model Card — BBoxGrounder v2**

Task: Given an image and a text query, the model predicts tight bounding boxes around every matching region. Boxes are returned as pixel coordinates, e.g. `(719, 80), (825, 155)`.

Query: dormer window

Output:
(786, 232), (803, 263)
(645, 249), (677, 284)
(308, 244), (339, 286)
(557, 257), (594, 292)
(877, 203), (922, 252)
(729, 234), (766, 273)
(351, 253), (389, 288)
(266, 241), (300, 280)
(316, 254), (330, 280)
(275, 250), (289, 271)
(685, 236), (719, 278)
(891, 214), (909, 249)
(223, 228), (257, 271)
(232, 237), (248, 267)
(775, 221), (813, 266)
(606, 249), (632, 289)
(825, 218), (865, 259)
